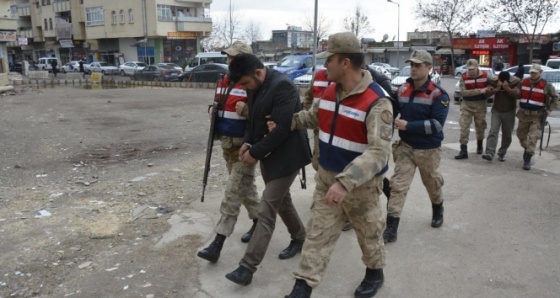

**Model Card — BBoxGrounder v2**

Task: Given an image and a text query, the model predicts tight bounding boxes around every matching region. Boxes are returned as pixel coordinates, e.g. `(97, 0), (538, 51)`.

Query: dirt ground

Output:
(0, 85), (222, 297)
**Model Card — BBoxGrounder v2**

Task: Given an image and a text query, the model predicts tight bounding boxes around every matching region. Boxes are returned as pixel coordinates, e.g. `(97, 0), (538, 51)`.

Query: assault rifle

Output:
(539, 111), (551, 156)
(201, 75), (232, 202)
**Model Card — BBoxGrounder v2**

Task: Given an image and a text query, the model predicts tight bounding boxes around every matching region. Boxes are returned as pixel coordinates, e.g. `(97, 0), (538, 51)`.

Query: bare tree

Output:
(483, 0), (559, 63)
(301, 13), (332, 44)
(341, 5), (373, 39)
(243, 20), (262, 53)
(416, 0), (480, 73)
(201, 0), (243, 50)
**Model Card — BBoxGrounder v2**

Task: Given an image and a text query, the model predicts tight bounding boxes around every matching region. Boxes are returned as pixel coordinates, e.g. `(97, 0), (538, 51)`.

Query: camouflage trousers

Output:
(214, 145), (260, 237)
(388, 141), (444, 218)
(459, 100), (487, 144)
(516, 109), (544, 155)
(293, 167), (385, 288)
(311, 129), (319, 171)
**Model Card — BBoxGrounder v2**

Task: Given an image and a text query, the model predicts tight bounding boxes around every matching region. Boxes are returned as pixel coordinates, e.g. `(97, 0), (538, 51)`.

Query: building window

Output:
(44, 18), (48, 30)
(120, 10), (125, 24)
(49, 18), (53, 30)
(128, 9), (134, 23)
(86, 7), (104, 26)
(111, 11), (116, 24)
(157, 5), (172, 21)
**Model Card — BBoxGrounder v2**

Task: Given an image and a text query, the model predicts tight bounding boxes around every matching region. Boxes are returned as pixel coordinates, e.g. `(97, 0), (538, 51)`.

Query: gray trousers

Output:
(240, 169), (306, 272)
(485, 108), (516, 157)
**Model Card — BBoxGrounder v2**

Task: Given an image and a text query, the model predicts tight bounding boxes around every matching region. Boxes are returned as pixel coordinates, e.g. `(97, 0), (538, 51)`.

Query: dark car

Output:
(179, 63), (228, 82)
(130, 65), (182, 81)
(9, 62), (23, 73)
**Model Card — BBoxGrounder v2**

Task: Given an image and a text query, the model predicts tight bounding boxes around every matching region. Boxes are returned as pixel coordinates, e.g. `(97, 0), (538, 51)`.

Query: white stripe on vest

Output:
(319, 131), (367, 153)
(218, 110), (247, 120)
(319, 100), (367, 122)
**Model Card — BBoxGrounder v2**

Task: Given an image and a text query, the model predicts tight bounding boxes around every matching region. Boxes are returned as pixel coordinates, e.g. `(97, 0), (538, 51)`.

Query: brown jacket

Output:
(487, 76), (521, 112)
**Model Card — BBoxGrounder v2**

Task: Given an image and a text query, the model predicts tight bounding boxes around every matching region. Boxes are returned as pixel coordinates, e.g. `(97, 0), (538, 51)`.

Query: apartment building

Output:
(7, 0), (212, 67)
(0, 0), (18, 85)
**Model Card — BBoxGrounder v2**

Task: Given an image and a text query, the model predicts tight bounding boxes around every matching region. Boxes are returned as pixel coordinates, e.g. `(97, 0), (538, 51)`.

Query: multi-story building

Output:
(0, 0), (18, 85)
(7, 0), (212, 67)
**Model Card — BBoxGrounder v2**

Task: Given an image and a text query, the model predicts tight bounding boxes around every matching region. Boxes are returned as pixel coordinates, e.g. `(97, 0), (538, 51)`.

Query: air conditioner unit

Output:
(553, 42), (560, 51)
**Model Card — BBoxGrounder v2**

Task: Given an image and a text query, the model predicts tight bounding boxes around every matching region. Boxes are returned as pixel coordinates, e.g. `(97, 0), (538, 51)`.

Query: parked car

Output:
(9, 62), (23, 73)
(274, 54), (326, 80)
(453, 67), (495, 103)
(454, 65), (468, 77)
(293, 66), (326, 88)
(61, 61), (81, 73)
(369, 65), (392, 79)
(179, 63), (228, 82)
(184, 52), (227, 72)
(541, 69), (560, 97)
(119, 61), (147, 76)
(130, 64), (182, 81)
(36, 57), (61, 71)
(390, 66), (441, 93)
(504, 64), (552, 79)
(263, 61), (278, 68)
(89, 62), (119, 75)
(545, 58), (560, 69)
(157, 63), (183, 73)
(370, 62), (400, 76)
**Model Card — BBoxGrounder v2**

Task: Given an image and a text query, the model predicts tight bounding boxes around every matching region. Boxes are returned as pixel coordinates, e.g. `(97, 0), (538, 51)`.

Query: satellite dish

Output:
(382, 34), (389, 42)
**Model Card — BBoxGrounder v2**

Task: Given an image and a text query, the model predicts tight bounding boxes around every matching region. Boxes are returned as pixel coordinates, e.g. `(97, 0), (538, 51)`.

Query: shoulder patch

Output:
(380, 125), (392, 141)
(381, 110), (393, 124)
(441, 99), (449, 107)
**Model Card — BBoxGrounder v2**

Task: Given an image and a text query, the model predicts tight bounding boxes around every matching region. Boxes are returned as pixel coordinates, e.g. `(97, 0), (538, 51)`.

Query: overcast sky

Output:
(209, 0), (418, 42)
(209, 0), (560, 42)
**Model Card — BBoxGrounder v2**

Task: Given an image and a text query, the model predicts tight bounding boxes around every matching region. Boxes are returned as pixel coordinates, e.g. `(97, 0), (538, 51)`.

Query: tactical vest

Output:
(398, 80), (443, 105)
(519, 78), (547, 111)
(312, 69), (330, 103)
(317, 83), (388, 174)
(462, 71), (488, 101)
(215, 76), (248, 138)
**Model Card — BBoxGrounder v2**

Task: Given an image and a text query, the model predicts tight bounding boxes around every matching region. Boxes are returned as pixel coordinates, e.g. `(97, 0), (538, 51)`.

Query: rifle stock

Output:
(201, 75), (225, 202)
(539, 112), (551, 156)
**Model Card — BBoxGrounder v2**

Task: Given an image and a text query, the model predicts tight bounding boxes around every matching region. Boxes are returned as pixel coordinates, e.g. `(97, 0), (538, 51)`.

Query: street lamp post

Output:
(387, 0), (400, 70)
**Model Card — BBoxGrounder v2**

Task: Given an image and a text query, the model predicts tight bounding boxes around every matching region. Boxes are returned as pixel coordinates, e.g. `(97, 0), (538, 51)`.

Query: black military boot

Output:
(197, 234), (225, 263)
(279, 239), (304, 259)
(523, 153), (533, 170)
(454, 144), (468, 159)
(476, 140), (483, 154)
(354, 268), (384, 298)
(383, 216), (400, 243)
(431, 202), (444, 228)
(285, 279), (312, 298)
(225, 265), (253, 285)
(241, 219), (257, 243)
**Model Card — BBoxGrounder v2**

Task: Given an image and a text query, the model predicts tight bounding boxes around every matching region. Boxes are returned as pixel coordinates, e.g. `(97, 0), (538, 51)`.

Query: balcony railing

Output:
(19, 29), (33, 38)
(53, 0), (70, 13)
(18, 5), (31, 16)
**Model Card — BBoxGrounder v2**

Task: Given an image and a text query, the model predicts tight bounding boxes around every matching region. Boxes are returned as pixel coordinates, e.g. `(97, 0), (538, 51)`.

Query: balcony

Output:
(18, 5), (31, 17)
(0, 17), (18, 31)
(174, 16), (212, 32)
(19, 29), (33, 38)
(53, 0), (70, 13)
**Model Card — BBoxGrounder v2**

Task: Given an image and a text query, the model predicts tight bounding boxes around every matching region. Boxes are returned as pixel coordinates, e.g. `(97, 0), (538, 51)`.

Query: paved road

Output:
(185, 77), (560, 298)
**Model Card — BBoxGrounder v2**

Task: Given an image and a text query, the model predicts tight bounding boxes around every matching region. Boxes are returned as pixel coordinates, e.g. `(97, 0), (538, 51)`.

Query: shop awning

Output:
(435, 48), (465, 55)
(367, 48), (386, 53)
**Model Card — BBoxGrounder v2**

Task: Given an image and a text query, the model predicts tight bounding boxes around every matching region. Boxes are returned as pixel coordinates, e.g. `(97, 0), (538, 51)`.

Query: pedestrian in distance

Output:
(516, 64), (558, 170)
(482, 71), (521, 162)
(284, 32), (393, 298)
(50, 57), (58, 78)
(455, 59), (488, 159)
(384, 50), (450, 243)
(196, 41), (261, 264)
(224, 53), (311, 286)
(513, 62), (525, 80)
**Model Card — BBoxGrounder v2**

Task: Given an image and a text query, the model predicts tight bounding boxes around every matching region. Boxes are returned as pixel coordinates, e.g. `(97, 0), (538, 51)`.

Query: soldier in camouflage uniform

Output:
(284, 32), (392, 298)
(197, 42), (260, 264)
(455, 59), (489, 159)
(516, 64), (558, 170)
(384, 50), (450, 244)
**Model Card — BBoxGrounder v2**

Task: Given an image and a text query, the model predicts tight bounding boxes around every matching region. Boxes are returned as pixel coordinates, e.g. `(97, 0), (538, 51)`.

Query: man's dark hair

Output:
(337, 53), (365, 70)
(498, 71), (510, 82)
(229, 53), (264, 83)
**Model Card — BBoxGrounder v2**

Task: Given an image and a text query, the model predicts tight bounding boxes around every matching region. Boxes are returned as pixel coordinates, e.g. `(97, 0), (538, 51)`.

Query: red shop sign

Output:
(452, 38), (510, 50)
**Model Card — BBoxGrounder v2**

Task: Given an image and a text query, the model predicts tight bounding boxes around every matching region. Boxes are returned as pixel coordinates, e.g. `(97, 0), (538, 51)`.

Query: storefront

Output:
(163, 31), (198, 68)
(452, 37), (516, 69)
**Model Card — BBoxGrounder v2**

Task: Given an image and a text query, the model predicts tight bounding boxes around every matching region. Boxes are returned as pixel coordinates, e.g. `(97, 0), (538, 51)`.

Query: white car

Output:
(89, 62), (119, 75)
(293, 66), (326, 88)
(541, 69), (560, 97)
(370, 62), (400, 76)
(504, 64), (552, 79)
(119, 61), (147, 76)
(61, 61), (81, 73)
(369, 65), (392, 79)
(390, 66), (441, 93)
